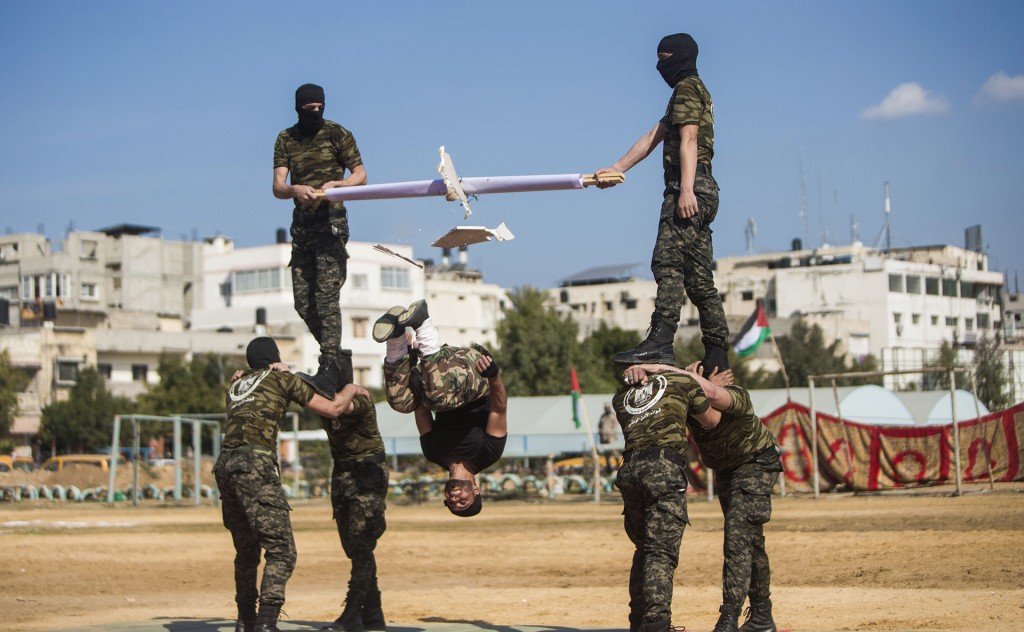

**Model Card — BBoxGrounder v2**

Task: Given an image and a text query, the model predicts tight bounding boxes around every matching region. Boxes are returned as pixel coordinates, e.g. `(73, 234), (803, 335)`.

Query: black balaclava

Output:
(246, 337), (281, 370)
(295, 83), (326, 136)
(656, 33), (699, 88)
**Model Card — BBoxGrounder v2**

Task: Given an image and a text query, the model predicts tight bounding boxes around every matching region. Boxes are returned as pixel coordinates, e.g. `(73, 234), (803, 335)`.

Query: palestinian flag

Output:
(570, 368), (582, 429)
(733, 299), (770, 357)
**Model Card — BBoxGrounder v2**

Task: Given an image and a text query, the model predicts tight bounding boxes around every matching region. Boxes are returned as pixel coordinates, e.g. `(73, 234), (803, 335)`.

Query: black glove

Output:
(479, 357), (500, 378)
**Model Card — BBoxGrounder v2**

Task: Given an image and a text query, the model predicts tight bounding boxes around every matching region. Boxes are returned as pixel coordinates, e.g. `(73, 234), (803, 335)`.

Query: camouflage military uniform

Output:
(322, 394), (389, 618)
(613, 371), (706, 626)
(686, 385), (782, 611)
(214, 369), (315, 613)
(652, 75), (729, 350)
(384, 345), (490, 414)
(273, 120), (363, 358)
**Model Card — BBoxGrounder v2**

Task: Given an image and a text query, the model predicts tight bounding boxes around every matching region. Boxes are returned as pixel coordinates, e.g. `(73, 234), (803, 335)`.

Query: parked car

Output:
(41, 454), (127, 473)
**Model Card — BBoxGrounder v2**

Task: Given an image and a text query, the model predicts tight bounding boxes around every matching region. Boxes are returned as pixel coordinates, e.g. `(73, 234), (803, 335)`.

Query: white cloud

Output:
(861, 82), (950, 120)
(973, 71), (1024, 107)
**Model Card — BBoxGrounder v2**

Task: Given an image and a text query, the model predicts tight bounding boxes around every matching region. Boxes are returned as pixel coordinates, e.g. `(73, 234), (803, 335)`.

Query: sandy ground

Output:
(1, 485), (1022, 632)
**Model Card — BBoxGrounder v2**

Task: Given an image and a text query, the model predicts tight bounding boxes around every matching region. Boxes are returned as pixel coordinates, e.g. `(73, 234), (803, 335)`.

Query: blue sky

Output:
(1, 1), (1022, 291)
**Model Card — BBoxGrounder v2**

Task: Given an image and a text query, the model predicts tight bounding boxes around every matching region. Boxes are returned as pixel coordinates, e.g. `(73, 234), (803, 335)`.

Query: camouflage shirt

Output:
(320, 395), (385, 461)
(686, 385), (777, 473)
(660, 75), (714, 181)
(273, 119), (363, 229)
(613, 371), (707, 459)
(223, 369), (315, 452)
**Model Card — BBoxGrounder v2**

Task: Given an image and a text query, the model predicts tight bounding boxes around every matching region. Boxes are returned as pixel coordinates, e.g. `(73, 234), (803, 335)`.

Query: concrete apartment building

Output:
(0, 226), (509, 450)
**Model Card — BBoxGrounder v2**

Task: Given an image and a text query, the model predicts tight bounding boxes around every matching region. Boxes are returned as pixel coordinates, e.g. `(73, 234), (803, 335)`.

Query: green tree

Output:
(40, 367), (134, 453)
(923, 341), (962, 391)
(973, 334), (1010, 411)
(576, 322), (641, 393)
(497, 286), (582, 396)
(136, 353), (235, 415)
(0, 348), (31, 438)
(769, 319), (849, 388)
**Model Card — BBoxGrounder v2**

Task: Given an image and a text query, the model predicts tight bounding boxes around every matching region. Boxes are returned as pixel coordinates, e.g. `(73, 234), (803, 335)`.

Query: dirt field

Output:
(1, 486), (1022, 632)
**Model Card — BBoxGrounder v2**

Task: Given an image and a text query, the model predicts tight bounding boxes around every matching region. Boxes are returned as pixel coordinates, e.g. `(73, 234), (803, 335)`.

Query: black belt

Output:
(623, 447), (686, 468)
(222, 445), (275, 458)
(695, 163), (711, 177)
(333, 452), (386, 472)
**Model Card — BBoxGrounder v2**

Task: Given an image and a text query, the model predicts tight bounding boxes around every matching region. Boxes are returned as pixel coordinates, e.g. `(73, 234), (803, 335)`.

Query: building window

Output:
(355, 367), (370, 384)
(942, 279), (958, 297)
(912, 313), (921, 325)
(893, 312), (902, 324)
(604, 301), (613, 311)
(81, 282), (98, 301)
(965, 318), (974, 332)
(352, 317), (368, 338)
(80, 240), (98, 259)
(623, 298), (638, 309)
(741, 290), (754, 301)
(131, 364), (148, 382)
(977, 313), (990, 329)
(888, 274), (904, 292)
(233, 267), (284, 293)
(945, 317), (958, 327)
(98, 363), (112, 379)
(931, 315), (939, 326)
(55, 359), (80, 385)
(906, 276), (921, 294)
(925, 278), (940, 296)
(960, 281), (975, 299)
(381, 267), (410, 290)
(20, 272), (70, 300)
(350, 273), (368, 290)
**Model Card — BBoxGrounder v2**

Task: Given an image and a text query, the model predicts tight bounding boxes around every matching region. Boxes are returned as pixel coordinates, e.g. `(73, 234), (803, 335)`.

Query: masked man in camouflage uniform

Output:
(614, 362), (707, 632)
(273, 83), (367, 398)
(320, 353), (389, 632)
(596, 33), (729, 375)
(216, 336), (370, 632)
(374, 300), (508, 517)
(630, 362), (782, 632)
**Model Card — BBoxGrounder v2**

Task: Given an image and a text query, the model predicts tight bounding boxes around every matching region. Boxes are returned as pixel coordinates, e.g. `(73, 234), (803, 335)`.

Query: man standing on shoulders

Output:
(596, 33), (729, 375)
(320, 352), (389, 632)
(216, 336), (368, 632)
(629, 362), (782, 632)
(614, 361), (707, 632)
(273, 82), (367, 398)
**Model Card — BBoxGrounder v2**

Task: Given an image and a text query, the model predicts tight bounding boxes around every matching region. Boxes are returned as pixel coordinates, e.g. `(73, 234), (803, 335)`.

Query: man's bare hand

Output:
(594, 167), (621, 189)
(292, 184), (320, 205)
(676, 190), (698, 218)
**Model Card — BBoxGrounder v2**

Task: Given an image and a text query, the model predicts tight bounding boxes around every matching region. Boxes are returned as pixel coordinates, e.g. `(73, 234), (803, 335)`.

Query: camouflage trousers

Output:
(330, 458), (389, 604)
(290, 221), (349, 358)
(384, 345), (490, 414)
(715, 456), (780, 607)
(651, 172), (729, 349)
(214, 451), (296, 609)
(615, 453), (690, 624)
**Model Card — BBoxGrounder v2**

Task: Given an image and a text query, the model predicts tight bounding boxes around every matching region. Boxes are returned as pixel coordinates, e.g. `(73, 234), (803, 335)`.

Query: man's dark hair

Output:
(446, 494), (482, 518)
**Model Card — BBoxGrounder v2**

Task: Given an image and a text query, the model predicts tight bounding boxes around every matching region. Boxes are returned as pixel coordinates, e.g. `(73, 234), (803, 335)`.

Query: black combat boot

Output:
(253, 603), (281, 632)
(323, 596), (366, 632)
(300, 355), (342, 399)
(614, 316), (677, 366)
(701, 340), (730, 377)
(739, 599), (776, 632)
(361, 587), (386, 631)
(235, 602), (256, 632)
(640, 617), (673, 632)
(397, 299), (429, 330)
(372, 306), (406, 343)
(713, 604), (742, 632)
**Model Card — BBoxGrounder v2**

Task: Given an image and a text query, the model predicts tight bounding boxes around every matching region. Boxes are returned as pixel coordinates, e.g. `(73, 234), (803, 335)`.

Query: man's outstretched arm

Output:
(478, 355), (507, 438)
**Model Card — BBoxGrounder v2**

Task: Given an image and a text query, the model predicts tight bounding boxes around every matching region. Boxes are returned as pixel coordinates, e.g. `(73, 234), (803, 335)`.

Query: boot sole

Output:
(397, 299), (428, 328)
(372, 306), (406, 343)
